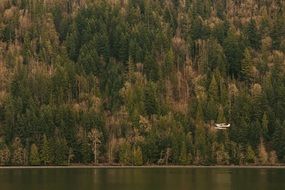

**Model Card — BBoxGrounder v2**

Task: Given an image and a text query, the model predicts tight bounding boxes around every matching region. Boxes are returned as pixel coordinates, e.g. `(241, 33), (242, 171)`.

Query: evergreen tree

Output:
(144, 83), (159, 116)
(208, 75), (219, 102)
(144, 54), (159, 81)
(272, 121), (285, 161)
(205, 98), (217, 122)
(245, 145), (256, 164)
(81, 137), (92, 164)
(30, 144), (40, 165)
(179, 140), (188, 165)
(11, 137), (26, 166)
(194, 123), (207, 164)
(0, 0), (284, 166)
(40, 135), (51, 165)
(217, 106), (226, 123)
(133, 146), (143, 166)
(262, 112), (269, 139)
(240, 49), (252, 82)
(119, 140), (132, 165)
(78, 39), (101, 75)
(0, 145), (10, 165)
(258, 139), (268, 165)
(246, 19), (261, 50)
(223, 31), (244, 78)
(88, 128), (102, 164)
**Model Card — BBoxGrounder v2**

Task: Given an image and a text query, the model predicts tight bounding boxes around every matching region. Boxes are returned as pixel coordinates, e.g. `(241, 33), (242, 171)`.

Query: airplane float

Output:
(214, 123), (231, 130)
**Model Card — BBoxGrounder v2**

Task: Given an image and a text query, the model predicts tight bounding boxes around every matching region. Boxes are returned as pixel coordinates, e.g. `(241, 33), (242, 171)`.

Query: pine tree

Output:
(163, 48), (175, 78)
(246, 19), (261, 50)
(133, 146), (143, 166)
(144, 53), (159, 81)
(205, 98), (217, 121)
(186, 132), (194, 164)
(194, 122), (207, 164)
(40, 135), (51, 165)
(241, 49), (252, 82)
(119, 140), (132, 165)
(144, 82), (159, 116)
(217, 106), (226, 123)
(208, 75), (218, 102)
(245, 145), (256, 164)
(30, 144), (40, 165)
(54, 138), (69, 165)
(258, 139), (268, 165)
(272, 121), (285, 161)
(81, 137), (92, 164)
(11, 137), (26, 166)
(88, 128), (102, 164)
(179, 140), (188, 165)
(78, 38), (101, 75)
(0, 145), (10, 165)
(195, 101), (204, 123)
(269, 151), (278, 165)
(262, 112), (269, 139)
(223, 31), (244, 78)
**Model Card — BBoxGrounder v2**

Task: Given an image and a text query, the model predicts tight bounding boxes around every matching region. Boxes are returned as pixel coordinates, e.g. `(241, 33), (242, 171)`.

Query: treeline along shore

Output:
(0, 0), (285, 166)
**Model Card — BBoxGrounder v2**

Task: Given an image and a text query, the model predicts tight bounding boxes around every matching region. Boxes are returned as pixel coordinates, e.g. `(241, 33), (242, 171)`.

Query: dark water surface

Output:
(0, 168), (284, 190)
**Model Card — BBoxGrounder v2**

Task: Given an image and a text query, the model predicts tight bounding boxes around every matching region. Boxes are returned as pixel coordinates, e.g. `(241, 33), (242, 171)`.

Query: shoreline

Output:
(1, 165), (285, 169)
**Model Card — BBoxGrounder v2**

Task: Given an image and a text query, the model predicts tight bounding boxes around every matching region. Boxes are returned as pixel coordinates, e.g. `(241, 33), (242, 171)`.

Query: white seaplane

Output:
(214, 123), (231, 130)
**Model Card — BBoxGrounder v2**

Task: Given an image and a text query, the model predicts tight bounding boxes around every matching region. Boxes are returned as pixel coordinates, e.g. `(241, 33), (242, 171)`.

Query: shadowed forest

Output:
(0, 0), (284, 166)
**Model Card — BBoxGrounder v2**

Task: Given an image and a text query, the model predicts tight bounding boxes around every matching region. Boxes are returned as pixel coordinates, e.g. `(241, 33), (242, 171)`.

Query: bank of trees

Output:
(0, 0), (284, 165)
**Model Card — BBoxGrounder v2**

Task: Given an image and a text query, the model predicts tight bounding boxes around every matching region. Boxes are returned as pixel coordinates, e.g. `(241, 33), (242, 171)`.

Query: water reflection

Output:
(0, 168), (284, 190)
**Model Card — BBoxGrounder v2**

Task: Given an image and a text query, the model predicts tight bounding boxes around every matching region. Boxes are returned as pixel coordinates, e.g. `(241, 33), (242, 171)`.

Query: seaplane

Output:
(214, 123), (231, 130)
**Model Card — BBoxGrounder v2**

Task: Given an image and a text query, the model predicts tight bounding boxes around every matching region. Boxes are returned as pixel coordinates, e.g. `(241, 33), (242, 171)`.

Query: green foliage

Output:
(119, 140), (132, 165)
(40, 135), (51, 165)
(144, 82), (159, 116)
(133, 146), (143, 166)
(53, 137), (69, 165)
(217, 106), (226, 123)
(273, 121), (285, 161)
(241, 49), (252, 82)
(81, 138), (92, 164)
(30, 144), (40, 166)
(11, 137), (26, 166)
(245, 145), (256, 164)
(0, 0), (284, 166)
(245, 19), (261, 50)
(194, 123), (207, 164)
(208, 75), (219, 102)
(223, 31), (244, 78)
(78, 39), (100, 75)
(179, 141), (189, 165)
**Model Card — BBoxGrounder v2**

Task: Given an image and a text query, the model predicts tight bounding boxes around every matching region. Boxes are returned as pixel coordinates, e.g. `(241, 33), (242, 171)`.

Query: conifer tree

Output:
(217, 106), (226, 123)
(245, 145), (256, 164)
(258, 139), (268, 165)
(30, 144), (40, 165)
(119, 140), (132, 165)
(88, 128), (102, 164)
(208, 75), (219, 102)
(40, 135), (51, 165)
(241, 49), (252, 82)
(0, 145), (10, 165)
(11, 137), (26, 166)
(144, 82), (159, 116)
(133, 146), (143, 166)
(246, 19), (261, 50)
(179, 140), (188, 165)
(262, 112), (269, 139)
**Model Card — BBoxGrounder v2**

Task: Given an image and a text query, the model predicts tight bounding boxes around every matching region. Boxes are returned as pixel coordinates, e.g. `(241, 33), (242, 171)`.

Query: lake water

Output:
(0, 167), (284, 190)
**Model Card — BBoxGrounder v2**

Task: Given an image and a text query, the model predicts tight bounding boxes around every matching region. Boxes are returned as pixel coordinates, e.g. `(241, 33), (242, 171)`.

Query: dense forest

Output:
(0, 0), (284, 166)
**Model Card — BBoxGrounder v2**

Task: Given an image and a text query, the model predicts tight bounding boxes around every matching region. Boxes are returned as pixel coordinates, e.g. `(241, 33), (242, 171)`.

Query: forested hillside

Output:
(0, 0), (284, 166)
